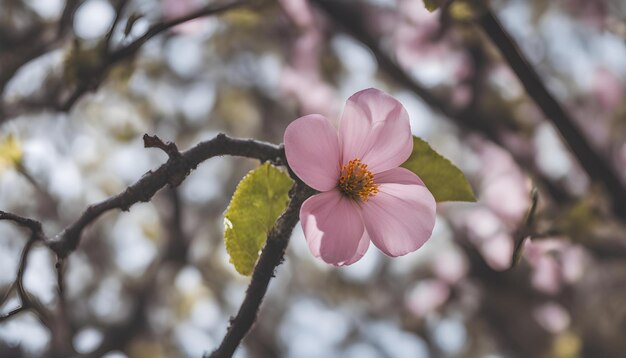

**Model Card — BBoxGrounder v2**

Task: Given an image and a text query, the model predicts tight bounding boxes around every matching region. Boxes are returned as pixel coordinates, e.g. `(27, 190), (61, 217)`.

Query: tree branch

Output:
(0, 0), (81, 122)
(477, 8), (626, 218)
(208, 183), (315, 358)
(111, 0), (245, 62)
(48, 133), (284, 258)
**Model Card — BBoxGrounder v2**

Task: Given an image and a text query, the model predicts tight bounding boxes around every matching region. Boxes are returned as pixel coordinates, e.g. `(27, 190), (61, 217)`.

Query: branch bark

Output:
(208, 183), (315, 358)
(49, 133), (284, 258)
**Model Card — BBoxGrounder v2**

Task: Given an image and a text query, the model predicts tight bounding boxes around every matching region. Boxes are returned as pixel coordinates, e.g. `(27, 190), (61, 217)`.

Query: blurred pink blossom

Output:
(162, 0), (208, 34)
(278, 0), (314, 28)
(393, 0), (471, 90)
(281, 68), (340, 119)
(463, 208), (513, 271)
(476, 142), (531, 227)
(562, 0), (608, 29)
(432, 249), (469, 284)
(405, 279), (450, 317)
(523, 239), (566, 264)
(479, 232), (514, 271)
(531, 255), (561, 294)
(522, 239), (589, 293)
(285, 88), (436, 265)
(280, 30), (341, 119)
(533, 302), (571, 333)
(278, 5), (341, 118)
(560, 246), (590, 284)
(591, 67), (623, 111)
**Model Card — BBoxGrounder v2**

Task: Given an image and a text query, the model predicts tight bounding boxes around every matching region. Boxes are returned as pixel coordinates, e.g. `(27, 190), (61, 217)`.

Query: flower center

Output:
(338, 159), (379, 201)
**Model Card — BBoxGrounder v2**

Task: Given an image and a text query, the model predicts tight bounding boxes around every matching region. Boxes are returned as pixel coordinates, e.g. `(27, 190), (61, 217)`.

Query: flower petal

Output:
(361, 183), (436, 257)
(342, 231), (371, 266)
(374, 167), (425, 186)
(338, 88), (413, 173)
(300, 190), (365, 265)
(284, 114), (340, 191)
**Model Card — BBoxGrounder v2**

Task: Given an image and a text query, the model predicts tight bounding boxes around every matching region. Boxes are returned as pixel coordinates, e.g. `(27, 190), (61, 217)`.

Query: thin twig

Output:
(208, 183), (315, 358)
(57, 0), (82, 37)
(509, 187), (539, 269)
(0, 306), (28, 322)
(0, 236), (49, 324)
(111, 0), (245, 62)
(59, 0), (246, 110)
(0, 0), (80, 123)
(103, 0), (130, 54)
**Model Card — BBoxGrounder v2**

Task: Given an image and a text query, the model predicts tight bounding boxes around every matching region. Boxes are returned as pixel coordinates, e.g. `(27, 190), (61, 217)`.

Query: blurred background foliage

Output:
(1, 0), (626, 357)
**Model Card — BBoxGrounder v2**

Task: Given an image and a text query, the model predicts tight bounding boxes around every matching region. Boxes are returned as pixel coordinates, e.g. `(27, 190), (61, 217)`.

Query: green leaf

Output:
(224, 163), (293, 275)
(423, 0), (443, 12)
(402, 136), (475, 202)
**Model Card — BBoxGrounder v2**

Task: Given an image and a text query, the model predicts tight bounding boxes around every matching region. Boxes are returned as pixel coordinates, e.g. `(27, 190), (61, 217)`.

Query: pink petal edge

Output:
(284, 114), (341, 191)
(360, 182), (436, 257)
(300, 190), (365, 265)
(342, 230), (371, 266)
(374, 167), (425, 186)
(338, 88), (413, 173)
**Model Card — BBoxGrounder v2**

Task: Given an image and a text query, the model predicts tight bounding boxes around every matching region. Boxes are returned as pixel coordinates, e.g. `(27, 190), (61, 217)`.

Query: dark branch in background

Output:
(49, 133), (284, 258)
(477, 8), (626, 218)
(0, 0), (81, 121)
(59, 0), (246, 111)
(103, 0), (130, 55)
(57, 0), (82, 37)
(0, 0), (245, 121)
(111, 0), (245, 61)
(208, 183), (315, 358)
(86, 192), (190, 357)
(89, 187), (191, 357)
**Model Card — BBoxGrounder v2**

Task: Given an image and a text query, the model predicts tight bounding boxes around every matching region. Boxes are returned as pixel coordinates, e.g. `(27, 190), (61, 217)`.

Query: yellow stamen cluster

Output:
(338, 159), (379, 201)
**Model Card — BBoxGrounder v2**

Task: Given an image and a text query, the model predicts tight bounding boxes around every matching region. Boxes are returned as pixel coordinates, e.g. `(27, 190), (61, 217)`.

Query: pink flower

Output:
(284, 88), (437, 265)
